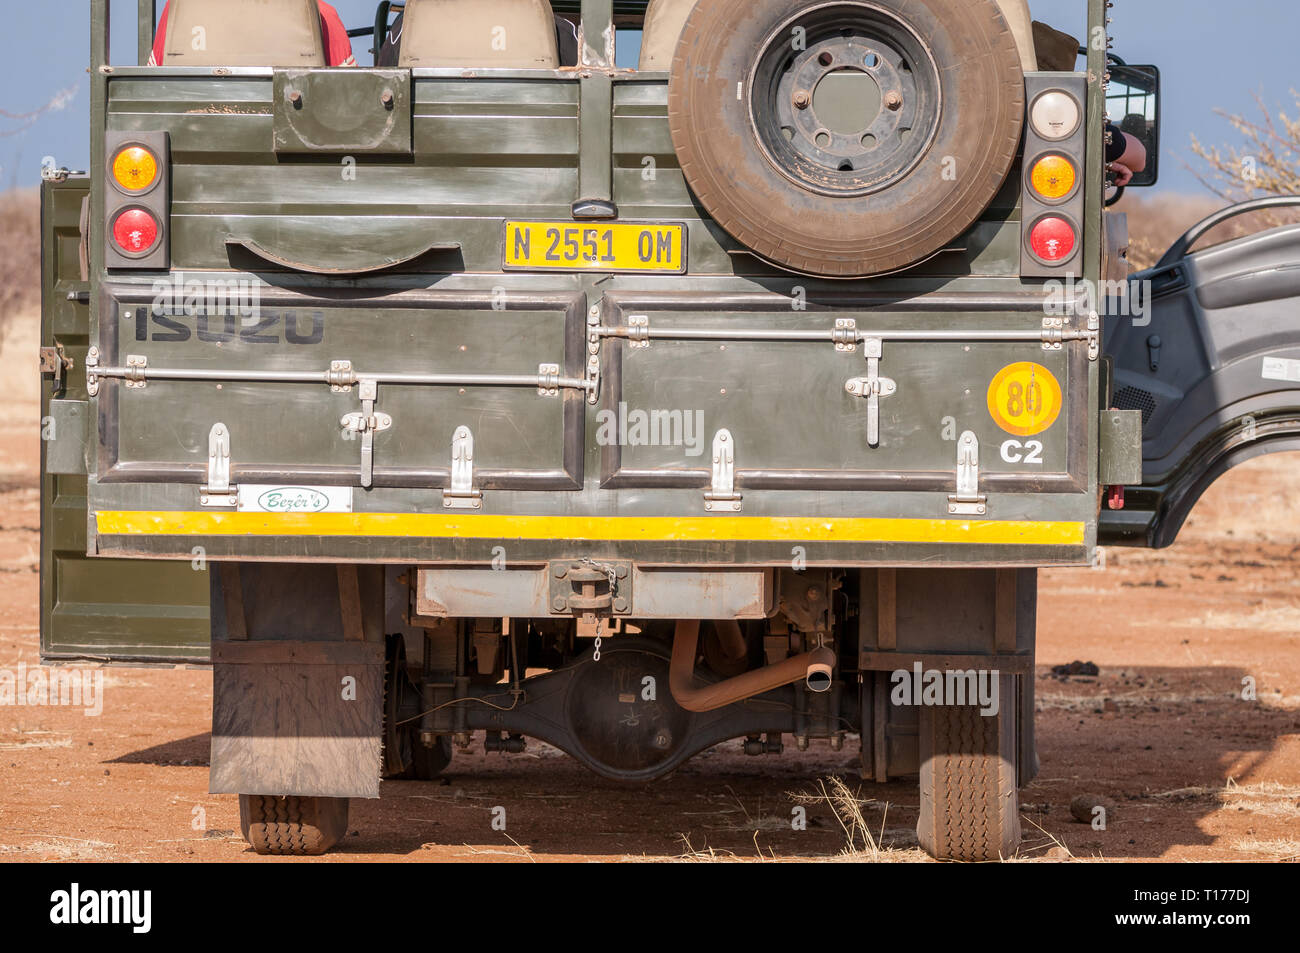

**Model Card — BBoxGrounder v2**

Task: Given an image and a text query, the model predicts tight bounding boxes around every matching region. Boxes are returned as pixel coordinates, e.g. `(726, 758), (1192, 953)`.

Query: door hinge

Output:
(704, 429), (742, 512)
(586, 305), (602, 405)
(948, 431), (987, 516)
(340, 379), (391, 490)
(200, 422), (238, 507)
(443, 425), (482, 509)
(844, 337), (897, 448)
(85, 346), (101, 396)
(39, 344), (73, 391)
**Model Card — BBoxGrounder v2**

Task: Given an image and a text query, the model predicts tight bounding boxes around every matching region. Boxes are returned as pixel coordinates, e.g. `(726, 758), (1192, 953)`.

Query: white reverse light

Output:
(1030, 90), (1081, 141)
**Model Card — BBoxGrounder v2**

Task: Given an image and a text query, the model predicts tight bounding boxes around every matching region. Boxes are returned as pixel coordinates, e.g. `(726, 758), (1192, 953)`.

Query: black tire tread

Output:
(918, 696), (1020, 861)
(239, 794), (349, 856)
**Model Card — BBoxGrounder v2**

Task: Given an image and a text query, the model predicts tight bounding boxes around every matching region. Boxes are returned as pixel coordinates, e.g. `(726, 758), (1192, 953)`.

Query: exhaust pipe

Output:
(805, 657), (834, 694)
(669, 619), (835, 713)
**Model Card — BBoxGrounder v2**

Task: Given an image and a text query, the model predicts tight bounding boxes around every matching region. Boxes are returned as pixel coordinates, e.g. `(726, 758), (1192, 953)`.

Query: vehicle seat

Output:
(398, 0), (560, 68)
(161, 0), (326, 67)
(638, 0), (1038, 73)
(638, 0), (694, 70)
(999, 0), (1037, 74)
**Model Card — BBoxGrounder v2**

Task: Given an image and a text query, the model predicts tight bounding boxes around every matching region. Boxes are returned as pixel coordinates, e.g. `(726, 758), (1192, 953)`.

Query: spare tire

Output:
(668, 0), (1024, 278)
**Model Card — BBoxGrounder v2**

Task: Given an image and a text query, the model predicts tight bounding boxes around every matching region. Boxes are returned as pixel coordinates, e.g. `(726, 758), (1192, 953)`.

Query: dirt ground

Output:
(0, 314), (1296, 864)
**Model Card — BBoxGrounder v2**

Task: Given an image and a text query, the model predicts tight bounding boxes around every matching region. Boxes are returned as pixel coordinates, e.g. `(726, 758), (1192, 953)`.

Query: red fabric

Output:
(150, 1), (355, 66)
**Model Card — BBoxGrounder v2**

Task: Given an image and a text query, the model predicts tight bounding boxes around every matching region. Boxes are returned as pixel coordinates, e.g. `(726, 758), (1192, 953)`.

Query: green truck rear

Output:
(40, 0), (1295, 860)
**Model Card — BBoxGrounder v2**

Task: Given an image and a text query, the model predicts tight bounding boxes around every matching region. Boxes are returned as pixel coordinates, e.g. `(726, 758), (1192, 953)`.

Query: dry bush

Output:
(1110, 92), (1300, 270)
(1190, 91), (1300, 201)
(0, 188), (41, 342)
(1114, 188), (1300, 272)
(1111, 192), (1225, 270)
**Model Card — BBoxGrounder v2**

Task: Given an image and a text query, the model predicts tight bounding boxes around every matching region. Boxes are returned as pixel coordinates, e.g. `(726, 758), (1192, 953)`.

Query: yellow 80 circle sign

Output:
(987, 363), (1062, 436)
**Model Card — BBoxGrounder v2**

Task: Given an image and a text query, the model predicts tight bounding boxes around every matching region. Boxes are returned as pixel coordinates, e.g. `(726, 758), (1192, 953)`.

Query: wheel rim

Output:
(748, 1), (942, 198)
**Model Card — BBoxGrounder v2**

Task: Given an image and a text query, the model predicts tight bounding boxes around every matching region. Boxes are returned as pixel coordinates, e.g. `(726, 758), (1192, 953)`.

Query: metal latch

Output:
(947, 431), (987, 516)
(40, 163), (86, 183)
(443, 425), (482, 509)
(704, 429), (742, 512)
(340, 379), (391, 489)
(844, 337), (896, 447)
(39, 344), (73, 391)
(200, 422), (238, 507)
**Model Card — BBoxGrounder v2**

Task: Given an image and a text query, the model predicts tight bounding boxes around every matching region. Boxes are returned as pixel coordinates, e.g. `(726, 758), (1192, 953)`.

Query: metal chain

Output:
(579, 557), (618, 663)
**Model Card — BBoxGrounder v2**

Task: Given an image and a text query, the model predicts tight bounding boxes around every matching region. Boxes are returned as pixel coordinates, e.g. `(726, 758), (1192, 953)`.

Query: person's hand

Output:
(1107, 161), (1134, 188)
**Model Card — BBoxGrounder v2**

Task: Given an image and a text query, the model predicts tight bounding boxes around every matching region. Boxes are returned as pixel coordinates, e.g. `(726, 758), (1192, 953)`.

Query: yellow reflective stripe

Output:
(94, 512), (1086, 546)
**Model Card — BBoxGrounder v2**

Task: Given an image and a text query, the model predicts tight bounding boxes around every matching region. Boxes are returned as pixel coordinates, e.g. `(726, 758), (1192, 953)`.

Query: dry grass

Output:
(1014, 817), (1078, 862)
(0, 189), (40, 343)
(789, 776), (924, 862)
(671, 834), (746, 863)
(1152, 778), (1300, 820)
(1229, 838), (1300, 861)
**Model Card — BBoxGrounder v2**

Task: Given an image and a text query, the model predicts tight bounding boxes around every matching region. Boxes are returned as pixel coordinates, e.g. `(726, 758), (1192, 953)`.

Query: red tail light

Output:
(1020, 76), (1085, 275)
(105, 131), (169, 269)
(1028, 215), (1076, 264)
(111, 208), (161, 256)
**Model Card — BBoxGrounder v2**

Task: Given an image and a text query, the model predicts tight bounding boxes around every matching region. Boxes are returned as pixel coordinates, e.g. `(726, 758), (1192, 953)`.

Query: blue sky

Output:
(2, 0), (1296, 194)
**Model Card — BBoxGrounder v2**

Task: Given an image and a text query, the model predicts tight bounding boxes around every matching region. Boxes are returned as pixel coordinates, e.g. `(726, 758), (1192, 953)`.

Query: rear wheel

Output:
(409, 735), (453, 779)
(917, 678), (1021, 861)
(383, 633), (455, 780)
(239, 794), (350, 856)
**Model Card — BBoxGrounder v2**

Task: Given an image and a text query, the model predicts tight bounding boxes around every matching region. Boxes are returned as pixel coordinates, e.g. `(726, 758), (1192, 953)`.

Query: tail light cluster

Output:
(1021, 75), (1086, 276)
(105, 131), (170, 270)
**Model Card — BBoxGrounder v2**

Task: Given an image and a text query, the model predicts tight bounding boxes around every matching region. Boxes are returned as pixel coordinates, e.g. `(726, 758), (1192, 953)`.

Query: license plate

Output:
(503, 221), (687, 273)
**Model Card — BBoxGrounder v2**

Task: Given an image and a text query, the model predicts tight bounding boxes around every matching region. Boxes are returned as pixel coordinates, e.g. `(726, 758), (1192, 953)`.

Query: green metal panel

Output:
(272, 69), (412, 154)
(40, 179), (210, 664)
(1098, 409), (1143, 485)
(73, 1), (1110, 608)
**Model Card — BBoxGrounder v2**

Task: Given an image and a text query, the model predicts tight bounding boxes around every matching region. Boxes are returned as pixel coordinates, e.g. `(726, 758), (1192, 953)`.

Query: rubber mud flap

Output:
(668, 0), (1024, 277)
(917, 673), (1021, 861)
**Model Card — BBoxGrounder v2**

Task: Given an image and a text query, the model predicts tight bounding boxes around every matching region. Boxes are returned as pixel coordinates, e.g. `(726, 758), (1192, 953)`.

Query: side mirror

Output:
(1106, 64), (1160, 187)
